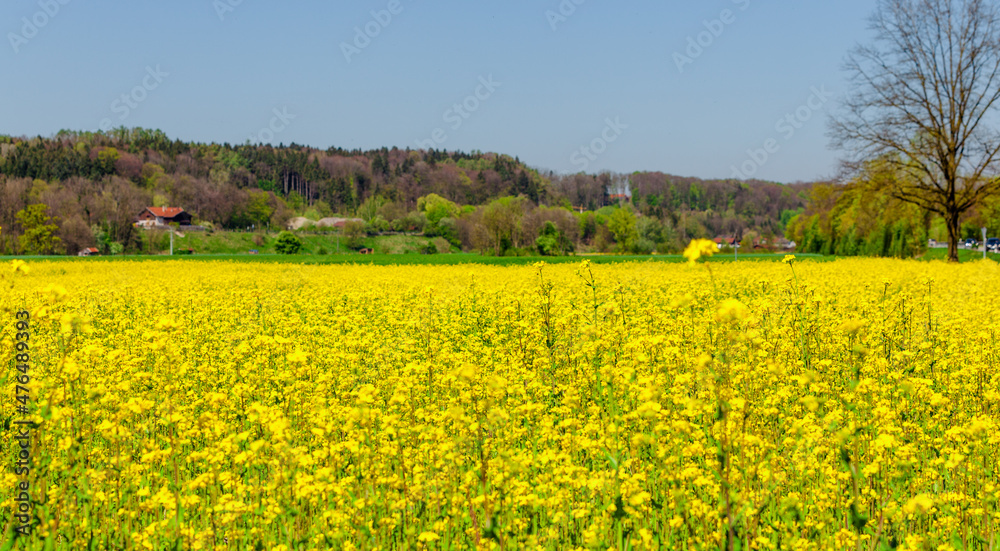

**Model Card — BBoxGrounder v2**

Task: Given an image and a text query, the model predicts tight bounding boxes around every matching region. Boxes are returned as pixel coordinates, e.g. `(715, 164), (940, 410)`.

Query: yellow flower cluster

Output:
(0, 258), (998, 550)
(683, 238), (717, 265)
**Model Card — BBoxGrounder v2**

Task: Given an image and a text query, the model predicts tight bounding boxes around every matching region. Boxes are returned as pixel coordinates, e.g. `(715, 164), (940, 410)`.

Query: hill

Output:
(0, 128), (811, 256)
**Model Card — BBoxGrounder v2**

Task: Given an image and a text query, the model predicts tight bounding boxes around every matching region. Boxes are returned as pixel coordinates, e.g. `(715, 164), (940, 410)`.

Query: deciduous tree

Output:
(16, 203), (61, 255)
(607, 208), (638, 254)
(830, 0), (1000, 261)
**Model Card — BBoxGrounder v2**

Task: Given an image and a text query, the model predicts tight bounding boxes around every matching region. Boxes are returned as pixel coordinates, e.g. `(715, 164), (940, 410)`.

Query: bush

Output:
(425, 217), (460, 247)
(396, 211), (427, 233)
(432, 237), (451, 254)
(632, 238), (656, 255)
(275, 231), (303, 255)
(366, 216), (390, 235)
(535, 221), (574, 256)
(536, 221), (560, 256)
(343, 221), (366, 250)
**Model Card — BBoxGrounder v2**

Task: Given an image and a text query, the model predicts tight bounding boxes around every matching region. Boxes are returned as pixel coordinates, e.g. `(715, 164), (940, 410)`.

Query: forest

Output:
(0, 128), (812, 256)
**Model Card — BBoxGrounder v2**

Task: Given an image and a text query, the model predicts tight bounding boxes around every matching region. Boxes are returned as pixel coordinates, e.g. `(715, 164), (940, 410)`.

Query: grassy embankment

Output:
(8, 230), (1000, 265)
(154, 230), (446, 255)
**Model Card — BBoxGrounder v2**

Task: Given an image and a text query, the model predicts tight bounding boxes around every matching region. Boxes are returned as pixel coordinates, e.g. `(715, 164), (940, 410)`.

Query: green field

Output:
(8, 238), (1000, 266)
(920, 246), (1000, 262)
(147, 230), (446, 256)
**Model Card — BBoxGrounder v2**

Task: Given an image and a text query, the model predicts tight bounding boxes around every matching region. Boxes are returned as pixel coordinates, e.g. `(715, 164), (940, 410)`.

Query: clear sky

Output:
(1, 0), (876, 183)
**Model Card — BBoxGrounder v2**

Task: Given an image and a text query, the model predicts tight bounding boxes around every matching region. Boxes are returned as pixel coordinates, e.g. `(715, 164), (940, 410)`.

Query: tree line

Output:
(787, 161), (1000, 258)
(0, 129), (810, 255)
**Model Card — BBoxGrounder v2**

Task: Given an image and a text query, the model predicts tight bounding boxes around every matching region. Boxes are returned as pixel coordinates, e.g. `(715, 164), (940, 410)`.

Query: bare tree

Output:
(830, 0), (1000, 261)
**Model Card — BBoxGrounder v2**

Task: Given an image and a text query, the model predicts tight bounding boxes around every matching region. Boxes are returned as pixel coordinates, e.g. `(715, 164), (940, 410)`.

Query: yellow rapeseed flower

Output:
(417, 531), (440, 542)
(60, 313), (93, 336)
(0, 257), (993, 548)
(715, 298), (750, 322)
(904, 494), (935, 515)
(683, 239), (717, 265)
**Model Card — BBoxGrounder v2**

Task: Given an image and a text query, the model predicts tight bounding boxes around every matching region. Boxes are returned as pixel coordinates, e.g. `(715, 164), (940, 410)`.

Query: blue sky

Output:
(1, 0), (875, 183)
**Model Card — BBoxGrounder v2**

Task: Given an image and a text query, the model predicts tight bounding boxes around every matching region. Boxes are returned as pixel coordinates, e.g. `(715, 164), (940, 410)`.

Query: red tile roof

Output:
(146, 207), (185, 218)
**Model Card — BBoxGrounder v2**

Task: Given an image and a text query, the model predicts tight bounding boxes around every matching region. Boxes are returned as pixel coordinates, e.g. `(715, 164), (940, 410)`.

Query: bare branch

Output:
(829, 0), (1000, 260)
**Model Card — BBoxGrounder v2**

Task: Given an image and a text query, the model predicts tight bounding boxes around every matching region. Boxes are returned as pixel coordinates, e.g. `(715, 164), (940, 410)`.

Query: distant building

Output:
(713, 237), (739, 249)
(78, 247), (99, 257)
(286, 217), (364, 231)
(137, 207), (193, 229)
(774, 238), (796, 250)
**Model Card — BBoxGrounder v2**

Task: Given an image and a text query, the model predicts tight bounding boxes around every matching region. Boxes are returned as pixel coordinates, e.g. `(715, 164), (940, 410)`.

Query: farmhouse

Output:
(78, 247), (99, 257)
(776, 238), (797, 250)
(136, 207), (193, 229)
(712, 237), (739, 249)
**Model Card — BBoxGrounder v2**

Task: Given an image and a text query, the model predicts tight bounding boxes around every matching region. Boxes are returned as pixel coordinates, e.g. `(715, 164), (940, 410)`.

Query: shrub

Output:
(343, 221), (366, 250)
(632, 238), (656, 255)
(432, 237), (451, 254)
(275, 231), (303, 255)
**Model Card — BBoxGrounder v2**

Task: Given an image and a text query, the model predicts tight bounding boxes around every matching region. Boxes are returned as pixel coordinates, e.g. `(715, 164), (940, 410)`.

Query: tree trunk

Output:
(946, 210), (960, 262)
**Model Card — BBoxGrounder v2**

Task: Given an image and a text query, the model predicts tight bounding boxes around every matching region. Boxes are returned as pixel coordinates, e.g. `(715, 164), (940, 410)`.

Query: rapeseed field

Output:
(0, 253), (998, 550)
